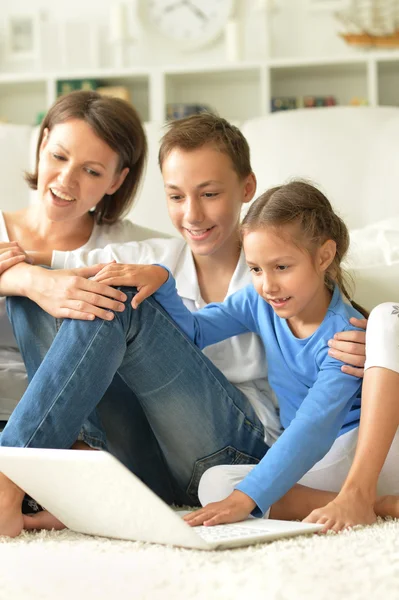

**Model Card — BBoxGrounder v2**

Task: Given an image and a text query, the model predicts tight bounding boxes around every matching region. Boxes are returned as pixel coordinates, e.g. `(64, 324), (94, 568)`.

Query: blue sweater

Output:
(154, 275), (362, 516)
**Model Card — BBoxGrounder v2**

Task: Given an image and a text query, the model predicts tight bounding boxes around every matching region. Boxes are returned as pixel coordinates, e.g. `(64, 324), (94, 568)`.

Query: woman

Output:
(0, 90), (171, 524)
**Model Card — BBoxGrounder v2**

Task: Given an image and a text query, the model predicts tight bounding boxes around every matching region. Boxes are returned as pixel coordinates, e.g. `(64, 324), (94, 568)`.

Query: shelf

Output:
(377, 61), (399, 107)
(0, 54), (398, 125)
(89, 74), (150, 122)
(270, 62), (369, 107)
(0, 80), (48, 125)
(165, 66), (263, 122)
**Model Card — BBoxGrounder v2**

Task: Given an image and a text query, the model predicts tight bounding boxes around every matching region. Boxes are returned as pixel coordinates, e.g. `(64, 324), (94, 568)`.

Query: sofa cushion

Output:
(347, 217), (399, 310)
(241, 107), (399, 230)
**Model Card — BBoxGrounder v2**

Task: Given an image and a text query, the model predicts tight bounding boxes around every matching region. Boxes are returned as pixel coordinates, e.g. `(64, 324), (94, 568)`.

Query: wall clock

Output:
(139, 0), (235, 49)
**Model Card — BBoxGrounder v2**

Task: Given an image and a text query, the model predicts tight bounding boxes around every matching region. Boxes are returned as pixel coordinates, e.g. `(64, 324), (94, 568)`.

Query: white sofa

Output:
(1, 107), (398, 310)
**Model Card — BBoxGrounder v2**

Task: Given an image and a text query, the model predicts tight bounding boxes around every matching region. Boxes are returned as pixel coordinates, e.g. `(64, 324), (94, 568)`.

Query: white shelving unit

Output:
(1, 52), (399, 125)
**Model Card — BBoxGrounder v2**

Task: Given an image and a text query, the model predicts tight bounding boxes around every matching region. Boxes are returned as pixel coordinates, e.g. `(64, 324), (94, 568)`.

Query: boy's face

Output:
(161, 145), (255, 257)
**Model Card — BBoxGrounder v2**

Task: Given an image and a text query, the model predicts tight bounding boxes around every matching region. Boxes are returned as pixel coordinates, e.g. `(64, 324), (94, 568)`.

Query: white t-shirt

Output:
(0, 210), (166, 421)
(53, 239), (282, 446)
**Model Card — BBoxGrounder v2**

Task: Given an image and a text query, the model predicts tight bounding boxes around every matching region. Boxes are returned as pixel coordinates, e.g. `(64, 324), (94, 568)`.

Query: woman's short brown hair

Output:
(158, 113), (252, 180)
(25, 90), (147, 224)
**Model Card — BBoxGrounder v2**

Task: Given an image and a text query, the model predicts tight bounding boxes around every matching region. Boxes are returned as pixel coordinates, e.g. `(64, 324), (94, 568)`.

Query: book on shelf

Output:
(271, 95), (337, 112)
(57, 79), (99, 97)
(166, 103), (213, 120)
(57, 80), (131, 103)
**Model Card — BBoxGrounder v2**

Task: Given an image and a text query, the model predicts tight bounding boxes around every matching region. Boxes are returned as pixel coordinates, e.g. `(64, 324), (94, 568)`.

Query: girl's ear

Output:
(318, 239), (336, 272)
(107, 167), (130, 195)
(242, 172), (257, 205)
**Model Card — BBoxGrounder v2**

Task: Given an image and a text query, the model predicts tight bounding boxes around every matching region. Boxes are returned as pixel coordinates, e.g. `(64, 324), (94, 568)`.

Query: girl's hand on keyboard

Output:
(183, 490), (256, 527)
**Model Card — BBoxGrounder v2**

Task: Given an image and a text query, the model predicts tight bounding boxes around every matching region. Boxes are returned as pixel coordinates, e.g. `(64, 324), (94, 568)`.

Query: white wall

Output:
(0, 0), (355, 74)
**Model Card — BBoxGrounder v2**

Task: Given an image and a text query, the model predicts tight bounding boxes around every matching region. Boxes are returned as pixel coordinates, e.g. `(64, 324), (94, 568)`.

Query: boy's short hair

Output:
(158, 113), (252, 179)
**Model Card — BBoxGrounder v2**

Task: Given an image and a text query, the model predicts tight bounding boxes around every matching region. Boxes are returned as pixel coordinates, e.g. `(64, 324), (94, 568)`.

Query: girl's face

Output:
(243, 225), (335, 327)
(162, 145), (255, 258)
(37, 119), (128, 222)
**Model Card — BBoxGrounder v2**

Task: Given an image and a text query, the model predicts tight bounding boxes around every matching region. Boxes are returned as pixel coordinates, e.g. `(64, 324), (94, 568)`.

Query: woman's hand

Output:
(93, 263), (169, 308)
(27, 264), (128, 320)
(0, 242), (33, 275)
(328, 317), (367, 378)
(183, 490), (256, 527)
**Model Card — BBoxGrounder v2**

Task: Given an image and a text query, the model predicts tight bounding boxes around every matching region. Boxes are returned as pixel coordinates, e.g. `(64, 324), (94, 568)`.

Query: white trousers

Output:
(199, 302), (399, 512)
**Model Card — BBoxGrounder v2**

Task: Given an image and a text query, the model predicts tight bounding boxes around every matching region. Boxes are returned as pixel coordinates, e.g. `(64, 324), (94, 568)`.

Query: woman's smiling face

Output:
(37, 119), (127, 222)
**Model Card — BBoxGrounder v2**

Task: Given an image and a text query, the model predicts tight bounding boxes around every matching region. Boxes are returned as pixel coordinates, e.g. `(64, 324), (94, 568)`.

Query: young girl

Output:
(119, 180), (399, 527)
(304, 301), (399, 531)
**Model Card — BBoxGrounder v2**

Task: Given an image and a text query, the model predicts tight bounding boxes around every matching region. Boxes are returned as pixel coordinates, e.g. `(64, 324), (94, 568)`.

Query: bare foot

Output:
(303, 489), (377, 533)
(20, 441), (92, 533)
(375, 495), (399, 519)
(23, 510), (66, 532)
(0, 473), (25, 537)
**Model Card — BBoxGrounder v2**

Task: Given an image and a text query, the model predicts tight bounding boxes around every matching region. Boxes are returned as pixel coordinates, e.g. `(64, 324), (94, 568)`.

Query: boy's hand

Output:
(328, 317), (367, 378)
(93, 263), (168, 308)
(183, 490), (256, 527)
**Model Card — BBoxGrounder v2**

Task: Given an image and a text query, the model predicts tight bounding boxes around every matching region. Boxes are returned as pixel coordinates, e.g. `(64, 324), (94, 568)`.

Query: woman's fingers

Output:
(29, 270), (128, 320)
(0, 241), (20, 251)
(0, 254), (26, 275)
(56, 292), (126, 321)
(0, 244), (29, 275)
(0, 242), (32, 266)
(72, 288), (126, 311)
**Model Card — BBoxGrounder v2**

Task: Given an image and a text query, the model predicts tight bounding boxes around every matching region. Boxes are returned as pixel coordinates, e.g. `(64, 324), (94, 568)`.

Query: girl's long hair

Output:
(241, 180), (368, 317)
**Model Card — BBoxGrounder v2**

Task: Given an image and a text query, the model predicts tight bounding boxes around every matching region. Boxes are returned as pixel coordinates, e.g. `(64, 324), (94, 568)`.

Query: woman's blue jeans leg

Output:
(5, 296), (176, 504)
(7, 298), (107, 450)
(3, 290), (269, 505)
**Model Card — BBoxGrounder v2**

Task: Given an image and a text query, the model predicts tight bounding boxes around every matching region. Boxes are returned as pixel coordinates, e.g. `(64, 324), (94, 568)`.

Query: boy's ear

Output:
(318, 239), (336, 272)
(242, 172), (257, 204)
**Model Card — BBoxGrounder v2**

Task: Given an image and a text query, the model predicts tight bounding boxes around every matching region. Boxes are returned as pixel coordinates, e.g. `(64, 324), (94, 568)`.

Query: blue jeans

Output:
(2, 290), (269, 505)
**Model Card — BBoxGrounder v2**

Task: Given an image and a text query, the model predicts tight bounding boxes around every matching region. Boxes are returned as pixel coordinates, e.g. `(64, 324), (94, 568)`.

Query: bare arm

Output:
(328, 317), (367, 378)
(0, 262), (128, 320)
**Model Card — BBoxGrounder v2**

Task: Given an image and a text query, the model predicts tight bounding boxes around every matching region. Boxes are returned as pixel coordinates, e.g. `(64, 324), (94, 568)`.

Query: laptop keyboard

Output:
(194, 523), (271, 542)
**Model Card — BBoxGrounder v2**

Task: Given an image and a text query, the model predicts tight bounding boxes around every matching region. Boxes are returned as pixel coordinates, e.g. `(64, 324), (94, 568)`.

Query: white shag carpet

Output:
(1, 519), (399, 600)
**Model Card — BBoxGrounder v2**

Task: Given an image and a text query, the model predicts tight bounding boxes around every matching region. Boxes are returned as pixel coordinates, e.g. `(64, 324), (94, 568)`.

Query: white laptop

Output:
(0, 447), (322, 550)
